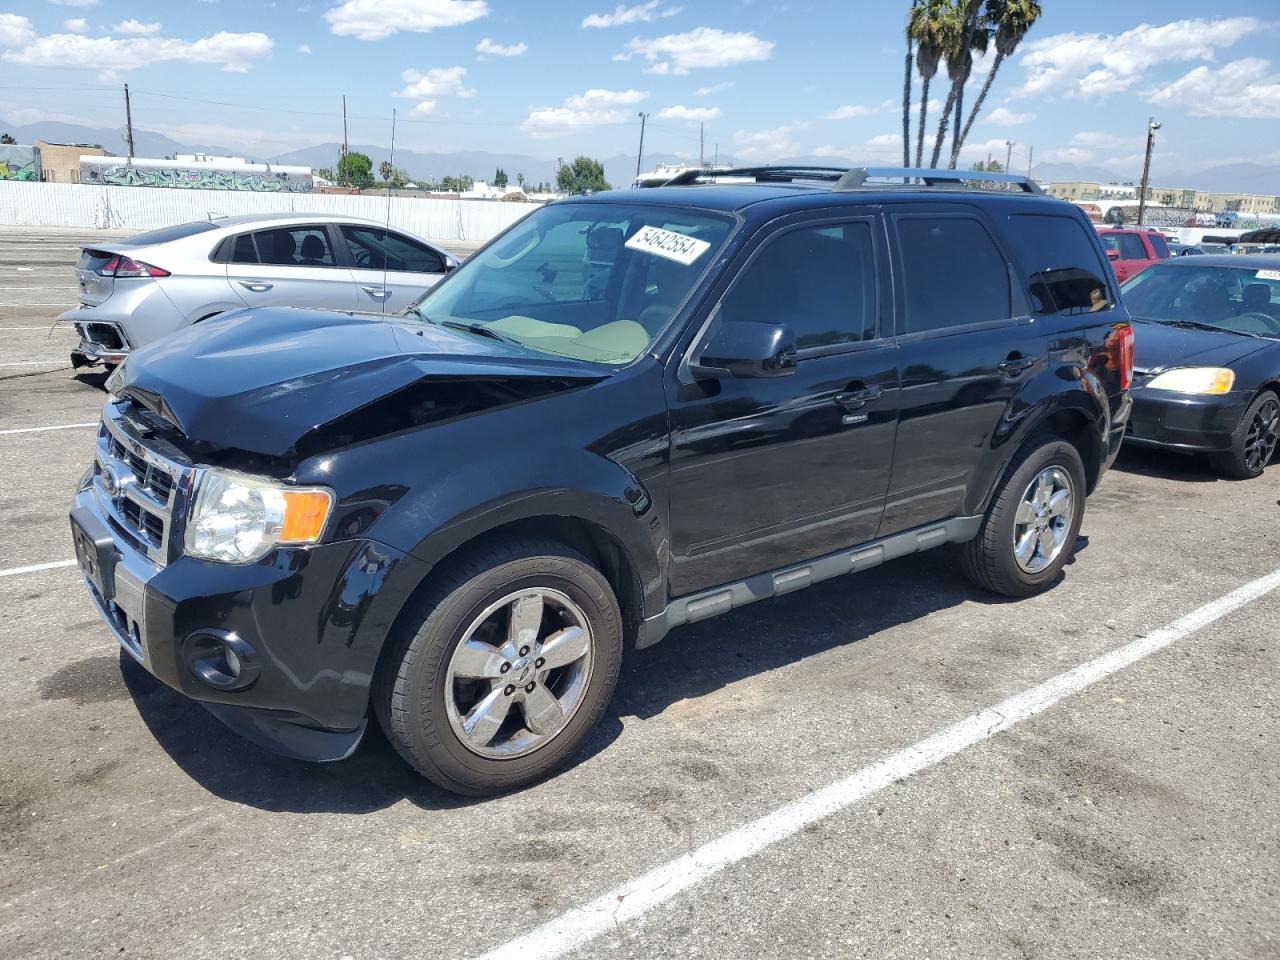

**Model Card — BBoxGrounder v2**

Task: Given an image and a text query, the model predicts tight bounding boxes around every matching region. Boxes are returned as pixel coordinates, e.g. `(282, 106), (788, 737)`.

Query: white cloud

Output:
(398, 65), (476, 115)
(111, 19), (163, 36)
(324, 0), (487, 41)
(616, 27), (773, 75)
(0, 14), (33, 47)
(1019, 17), (1258, 99)
(1070, 131), (1125, 150)
(3, 29), (274, 73)
(522, 88), (648, 138)
(1040, 146), (1097, 165)
(694, 81), (732, 97)
(297, 42), (311, 53)
(47, 0), (98, 7)
(582, 1), (680, 29)
(475, 37), (526, 57)
(63, 18), (88, 33)
(657, 104), (720, 121)
(732, 125), (800, 161)
(1149, 57), (1280, 120)
(824, 104), (875, 120)
(984, 107), (1034, 126)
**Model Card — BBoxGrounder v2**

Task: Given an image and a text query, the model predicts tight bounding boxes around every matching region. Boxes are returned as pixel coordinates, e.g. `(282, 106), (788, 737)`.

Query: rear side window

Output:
(1101, 233), (1147, 261)
(723, 220), (878, 350)
(341, 226), (446, 274)
(229, 233), (258, 264)
(896, 216), (1012, 334)
(1006, 214), (1113, 315)
(235, 227), (336, 267)
(1149, 234), (1171, 259)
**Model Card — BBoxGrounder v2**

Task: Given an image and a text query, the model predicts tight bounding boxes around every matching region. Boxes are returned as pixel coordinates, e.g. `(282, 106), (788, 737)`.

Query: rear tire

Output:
(961, 437), (1087, 598)
(373, 538), (622, 796)
(1208, 390), (1278, 480)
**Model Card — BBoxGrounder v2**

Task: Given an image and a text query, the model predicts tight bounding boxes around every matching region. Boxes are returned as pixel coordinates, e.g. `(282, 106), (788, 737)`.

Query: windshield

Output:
(406, 202), (734, 365)
(1121, 263), (1280, 338)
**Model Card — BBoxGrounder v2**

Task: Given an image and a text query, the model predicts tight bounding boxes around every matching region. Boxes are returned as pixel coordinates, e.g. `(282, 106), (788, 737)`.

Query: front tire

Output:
(374, 538), (623, 796)
(961, 437), (1087, 598)
(1209, 390), (1279, 480)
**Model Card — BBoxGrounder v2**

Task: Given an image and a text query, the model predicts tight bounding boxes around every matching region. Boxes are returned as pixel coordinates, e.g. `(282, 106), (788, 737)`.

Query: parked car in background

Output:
(1097, 228), (1171, 283)
(1198, 242), (1230, 255)
(1122, 255), (1280, 479)
(1176, 245), (1206, 256)
(71, 165), (1132, 794)
(1230, 243), (1268, 255)
(61, 214), (459, 368)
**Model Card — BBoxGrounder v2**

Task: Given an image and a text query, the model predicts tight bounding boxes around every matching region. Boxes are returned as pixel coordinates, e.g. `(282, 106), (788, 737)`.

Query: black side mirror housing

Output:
(691, 320), (797, 379)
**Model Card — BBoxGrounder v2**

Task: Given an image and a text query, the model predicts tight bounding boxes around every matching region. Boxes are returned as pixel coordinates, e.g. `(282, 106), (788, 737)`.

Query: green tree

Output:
(439, 175), (475, 192)
(971, 158), (1003, 172)
(954, 0), (1043, 161)
(338, 151), (375, 189)
(557, 156), (610, 195)
(493, 167), (509, 188)
(1160, 192), (1177, 207)
(379, 160), (394, 185)
(0, 133), (15, 145)
(908, 0), (955, 168)
(929, 0), (992, 169)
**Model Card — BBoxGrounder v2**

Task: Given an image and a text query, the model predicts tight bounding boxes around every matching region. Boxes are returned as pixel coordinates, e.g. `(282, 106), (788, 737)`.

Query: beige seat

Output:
(489, 315), (583, 339)
(573, 320), (650, 362)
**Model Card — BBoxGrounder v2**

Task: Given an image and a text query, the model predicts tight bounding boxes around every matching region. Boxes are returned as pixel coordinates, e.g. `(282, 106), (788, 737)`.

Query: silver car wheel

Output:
(444, 588), (594, 760)
(1012, 466), (1074, 574)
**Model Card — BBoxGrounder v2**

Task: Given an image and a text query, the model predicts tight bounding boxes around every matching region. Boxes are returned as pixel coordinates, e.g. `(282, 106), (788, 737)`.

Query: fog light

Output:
(182, 630), (260, 691)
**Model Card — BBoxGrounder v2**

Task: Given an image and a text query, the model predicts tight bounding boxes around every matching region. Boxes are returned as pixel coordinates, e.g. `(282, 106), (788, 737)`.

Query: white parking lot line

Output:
(0, 559), (76, 579)
(474, 566), (1280, 960)
(0, 361), (69, 367)
(0, 422), (97, 436)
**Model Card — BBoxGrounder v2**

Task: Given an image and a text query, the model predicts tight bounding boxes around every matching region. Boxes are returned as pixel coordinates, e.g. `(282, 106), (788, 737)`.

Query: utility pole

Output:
(699, 122), (705, 168)
(341, 95), (349, 186)
(1027, 145), (1033, 178)
(1137, 117), (1161, 227)
(123, 83), (135, 158)
(1004, 140), (1015, 175)
(635, 112), (649, 179)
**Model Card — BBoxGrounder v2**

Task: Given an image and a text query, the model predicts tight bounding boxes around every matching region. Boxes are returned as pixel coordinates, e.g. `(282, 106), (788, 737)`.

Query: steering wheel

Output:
(353, 249), (372, 268)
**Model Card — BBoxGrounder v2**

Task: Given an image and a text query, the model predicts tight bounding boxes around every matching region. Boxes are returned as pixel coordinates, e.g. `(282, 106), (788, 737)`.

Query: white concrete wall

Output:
(0, 180), (536, 242)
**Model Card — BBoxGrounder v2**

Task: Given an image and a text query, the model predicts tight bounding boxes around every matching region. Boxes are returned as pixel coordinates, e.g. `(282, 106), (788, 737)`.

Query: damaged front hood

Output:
(116, 307), (606, 457)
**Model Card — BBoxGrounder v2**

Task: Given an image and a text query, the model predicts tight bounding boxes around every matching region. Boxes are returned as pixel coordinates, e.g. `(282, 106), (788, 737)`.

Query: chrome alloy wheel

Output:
(1012, 466), (1074, 574)
(444, 588), (594, 759)
(1244, 396), (1280, 473)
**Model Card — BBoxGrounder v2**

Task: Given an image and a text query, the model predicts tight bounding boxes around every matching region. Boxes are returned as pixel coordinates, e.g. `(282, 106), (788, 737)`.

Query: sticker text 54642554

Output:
(625, 225), (711, 267)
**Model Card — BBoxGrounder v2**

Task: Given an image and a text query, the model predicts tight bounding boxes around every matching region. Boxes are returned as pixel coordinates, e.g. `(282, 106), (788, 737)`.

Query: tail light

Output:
(96, 255), (171, 278)
(1115, 323), (1135, 390)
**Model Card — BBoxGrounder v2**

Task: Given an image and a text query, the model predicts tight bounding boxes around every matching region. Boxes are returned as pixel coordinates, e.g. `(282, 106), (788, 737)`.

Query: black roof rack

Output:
(653, 164), (1043, 195)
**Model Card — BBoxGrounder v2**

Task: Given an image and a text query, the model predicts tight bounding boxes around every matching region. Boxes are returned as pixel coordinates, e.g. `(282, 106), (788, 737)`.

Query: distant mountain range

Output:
(4, 117), (1277, 196)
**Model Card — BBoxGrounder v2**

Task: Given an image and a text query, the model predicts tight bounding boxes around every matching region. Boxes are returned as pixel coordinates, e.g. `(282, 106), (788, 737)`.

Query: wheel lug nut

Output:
(504, 685), (515, 696)
(535, 657), (545, 668)
(500, 662), (511, 673)
(525, 682), (535, 693)
(519, 646), (530, 656)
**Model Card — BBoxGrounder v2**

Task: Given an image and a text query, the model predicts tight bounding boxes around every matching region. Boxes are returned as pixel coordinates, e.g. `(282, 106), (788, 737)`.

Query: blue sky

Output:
(0, 0), (1277, 177)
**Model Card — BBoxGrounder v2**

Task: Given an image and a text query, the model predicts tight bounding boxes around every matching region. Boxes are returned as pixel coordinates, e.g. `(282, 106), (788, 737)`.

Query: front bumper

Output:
(1126, 387), (1248, 453)
(71, 474), (429, 762)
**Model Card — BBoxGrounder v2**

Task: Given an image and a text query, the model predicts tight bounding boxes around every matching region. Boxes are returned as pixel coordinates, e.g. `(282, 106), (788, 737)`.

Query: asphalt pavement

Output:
(0, 227), (1276, 960)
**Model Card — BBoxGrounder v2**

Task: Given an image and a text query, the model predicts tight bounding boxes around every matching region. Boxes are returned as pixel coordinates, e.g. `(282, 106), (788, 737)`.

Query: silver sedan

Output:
(61, 213), (459, 367)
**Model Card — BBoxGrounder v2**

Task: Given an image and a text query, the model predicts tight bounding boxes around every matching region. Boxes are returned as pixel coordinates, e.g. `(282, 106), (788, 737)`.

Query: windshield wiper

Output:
(1157, 319), (1261, 338)
(436, 318), (524, 346)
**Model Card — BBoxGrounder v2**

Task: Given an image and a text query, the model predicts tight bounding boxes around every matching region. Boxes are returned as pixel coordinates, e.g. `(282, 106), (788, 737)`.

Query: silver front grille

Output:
(93, 402), (197, 566)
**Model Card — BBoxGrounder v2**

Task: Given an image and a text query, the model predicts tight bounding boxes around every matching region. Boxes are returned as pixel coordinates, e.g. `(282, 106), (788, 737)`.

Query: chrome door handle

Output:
(998, 356), (1036, 376)
(362, 286), (391, 300)
(834, 385), (883, 411)
(237, 280), (273, 293)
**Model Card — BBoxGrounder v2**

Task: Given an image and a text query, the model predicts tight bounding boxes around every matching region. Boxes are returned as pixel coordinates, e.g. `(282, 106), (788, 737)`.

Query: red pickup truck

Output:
(1097, 229), (1172, 283)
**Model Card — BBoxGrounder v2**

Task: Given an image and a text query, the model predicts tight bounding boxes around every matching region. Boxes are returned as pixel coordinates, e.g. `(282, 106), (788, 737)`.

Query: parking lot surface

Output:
(1, 228), (1277, 960)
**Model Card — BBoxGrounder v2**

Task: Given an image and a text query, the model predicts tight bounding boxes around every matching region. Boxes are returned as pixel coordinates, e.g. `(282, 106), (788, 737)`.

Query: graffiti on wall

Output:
(82, 164), (313, 193)
(0, 145), (38, 181)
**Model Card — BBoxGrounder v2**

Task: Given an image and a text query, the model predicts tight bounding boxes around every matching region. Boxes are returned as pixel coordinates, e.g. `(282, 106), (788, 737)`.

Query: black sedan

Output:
(1121, 255), (1280, 479)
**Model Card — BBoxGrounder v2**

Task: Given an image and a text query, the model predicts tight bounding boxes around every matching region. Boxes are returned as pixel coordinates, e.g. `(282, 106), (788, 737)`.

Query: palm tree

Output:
(926, 1), (970, 168)
(953, 0), (1042, 164)
(378, 160), (393, 184)
(903, 1), (920, 168)
(909, 0), (954, 168)
(947, 0), (989, 169)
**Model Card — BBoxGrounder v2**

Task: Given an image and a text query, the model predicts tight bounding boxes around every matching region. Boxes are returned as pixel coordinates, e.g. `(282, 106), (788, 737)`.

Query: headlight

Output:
(185, 471), (334, 564)
(1146, 367), (1235, 395)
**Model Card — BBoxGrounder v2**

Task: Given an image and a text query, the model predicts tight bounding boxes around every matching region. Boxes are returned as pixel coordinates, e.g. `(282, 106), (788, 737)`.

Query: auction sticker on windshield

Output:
(625, 225), (711, 266)
(1256, 269), (1280, 281)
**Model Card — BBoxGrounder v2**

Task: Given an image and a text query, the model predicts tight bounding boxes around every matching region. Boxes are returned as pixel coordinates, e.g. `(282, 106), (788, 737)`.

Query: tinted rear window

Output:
(897, 216), (1012, 334)
(1149, 234), (1171, 259)
(123, 221), (221, 246)
(1006, 214), (1113, 315)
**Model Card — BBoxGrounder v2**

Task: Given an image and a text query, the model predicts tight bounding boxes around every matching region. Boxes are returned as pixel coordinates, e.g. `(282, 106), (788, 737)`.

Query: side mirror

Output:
(691, 320), (797, 379)
(1106, 248), (1120, 261)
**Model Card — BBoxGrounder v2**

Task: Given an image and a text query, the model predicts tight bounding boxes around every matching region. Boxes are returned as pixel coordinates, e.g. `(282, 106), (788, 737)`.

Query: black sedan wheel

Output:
(1210, 390), (1279, 480)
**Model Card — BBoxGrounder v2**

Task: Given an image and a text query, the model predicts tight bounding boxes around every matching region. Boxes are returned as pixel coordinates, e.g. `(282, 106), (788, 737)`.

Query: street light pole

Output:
(636, 112), (649, 179)
(1137, 117), (1161, 227)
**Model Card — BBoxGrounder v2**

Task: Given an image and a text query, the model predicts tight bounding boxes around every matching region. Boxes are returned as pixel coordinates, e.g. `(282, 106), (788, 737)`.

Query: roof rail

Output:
(658, 166), (850, 187)
(833, 166), (1043, 194)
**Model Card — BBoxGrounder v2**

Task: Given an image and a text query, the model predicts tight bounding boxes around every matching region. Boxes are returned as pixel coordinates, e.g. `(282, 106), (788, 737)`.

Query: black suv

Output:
(71, 166), (1132, 795)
